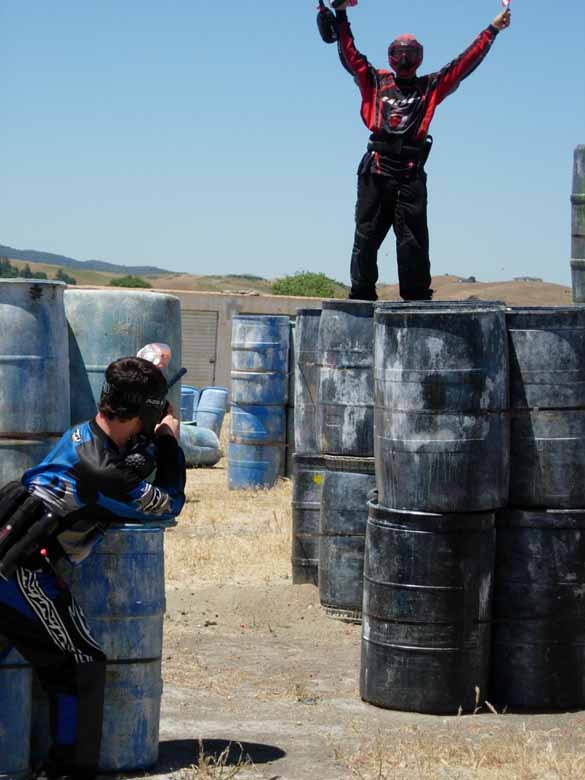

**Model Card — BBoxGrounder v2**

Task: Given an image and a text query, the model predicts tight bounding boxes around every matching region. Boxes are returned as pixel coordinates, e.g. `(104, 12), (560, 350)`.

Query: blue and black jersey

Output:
(22, 419), (186, 563)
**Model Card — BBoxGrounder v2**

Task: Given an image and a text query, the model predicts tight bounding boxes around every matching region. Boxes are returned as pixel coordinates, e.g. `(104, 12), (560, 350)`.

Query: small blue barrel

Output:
(0, 280), (70, 487)
(180, 385), (200, 423)
(231, 315), (290, 375)
(32, 524), (170, 771)
(196, 387), (229, 437)
(0, 649), (32, 780)
(180, 423), (222, 467)
(64, 289), (182, 425)
(228, 403), (286, 489)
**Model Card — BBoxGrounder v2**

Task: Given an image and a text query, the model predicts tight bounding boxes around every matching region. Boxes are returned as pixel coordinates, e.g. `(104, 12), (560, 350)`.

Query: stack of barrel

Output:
(493, 306), (585, 710)
(292, 302), (376, 624)
(362, 301), (509, 714)
(228, 315), (290, 489)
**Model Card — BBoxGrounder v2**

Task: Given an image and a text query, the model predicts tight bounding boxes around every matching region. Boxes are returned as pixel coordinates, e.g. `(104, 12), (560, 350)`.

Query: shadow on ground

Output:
(154, 738), (286, 771)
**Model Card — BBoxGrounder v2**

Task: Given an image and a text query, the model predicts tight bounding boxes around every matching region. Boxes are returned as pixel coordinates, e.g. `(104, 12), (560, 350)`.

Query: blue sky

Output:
(0, 0), (583, 286)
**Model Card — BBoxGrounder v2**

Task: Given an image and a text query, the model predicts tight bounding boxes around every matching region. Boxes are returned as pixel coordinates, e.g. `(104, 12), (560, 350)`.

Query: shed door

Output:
(181, 310), (219, 388)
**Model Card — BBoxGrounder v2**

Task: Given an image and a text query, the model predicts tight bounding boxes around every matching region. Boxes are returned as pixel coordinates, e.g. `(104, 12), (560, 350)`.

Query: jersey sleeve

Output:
(433, 26), (498, 104)
(74, 434), (186, 522)
(335, 10), (376, 94)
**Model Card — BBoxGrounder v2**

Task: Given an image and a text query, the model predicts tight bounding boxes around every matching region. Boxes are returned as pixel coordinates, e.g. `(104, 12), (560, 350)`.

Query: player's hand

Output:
(492, 9), (511, 31)
(155, 404), (180, 442)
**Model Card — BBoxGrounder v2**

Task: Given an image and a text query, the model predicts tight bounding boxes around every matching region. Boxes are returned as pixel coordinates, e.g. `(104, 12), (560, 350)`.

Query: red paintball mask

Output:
(388, 34), (423, 78)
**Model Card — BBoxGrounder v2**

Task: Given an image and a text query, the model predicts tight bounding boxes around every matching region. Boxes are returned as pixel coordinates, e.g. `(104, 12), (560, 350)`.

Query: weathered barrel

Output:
(230, 315), (290, 404)
(571, 146), (585, 303)
(228, 403), (286, 489)
(294, 309), (322, 455)
(196, 387), (228, 437)
(0, 649), (31, 780)
(492, 509), (585, 710)
(318, 301), (374, 457)
(361, 503), (495, 714)
(180, 423), (222, 467)
(33, 524), (170, 771)
(229, 316), (290, 489)
(285, 320), (296, 477)
(64, 289), (182, 424)
(507, 307), (585, 507)
(292, 454), (326, 585)
(319, 456), (376, 621)
(374, 302), (509, 512)
(180, 385), (200, 423)
(0, 280), (70, 487)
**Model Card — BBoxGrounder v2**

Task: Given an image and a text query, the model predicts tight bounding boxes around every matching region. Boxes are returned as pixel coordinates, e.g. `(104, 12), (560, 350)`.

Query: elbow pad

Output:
(317, 2), (338, 44)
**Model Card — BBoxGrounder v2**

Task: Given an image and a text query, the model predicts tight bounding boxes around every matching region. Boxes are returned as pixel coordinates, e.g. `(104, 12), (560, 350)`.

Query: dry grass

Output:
(334, 719), (585, 780)
(165, 467), (292, 583)
(179, 739), (254, 780)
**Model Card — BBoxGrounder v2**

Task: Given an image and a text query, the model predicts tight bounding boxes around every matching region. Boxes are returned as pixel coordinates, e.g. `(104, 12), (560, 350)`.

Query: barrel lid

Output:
(375, 301), (506, 320)
(321, 300), (374, 317)
(296, 308), (322, 317)
(497, 508), (585, 530)
(320, 455), (375, 474)
(232, 314), (290, 323)
(506, 305), (585, 318)
(0, 279), (66, 287)
(375, 299), (505, 310)
(367, 501), (495, 532)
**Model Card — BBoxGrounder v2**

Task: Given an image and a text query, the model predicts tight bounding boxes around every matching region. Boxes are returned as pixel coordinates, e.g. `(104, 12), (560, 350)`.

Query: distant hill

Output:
(0, 243), (175, 277)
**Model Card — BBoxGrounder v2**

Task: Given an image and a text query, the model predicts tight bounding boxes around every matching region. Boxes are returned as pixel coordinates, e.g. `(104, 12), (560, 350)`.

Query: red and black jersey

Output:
(336, 10), (499, 174)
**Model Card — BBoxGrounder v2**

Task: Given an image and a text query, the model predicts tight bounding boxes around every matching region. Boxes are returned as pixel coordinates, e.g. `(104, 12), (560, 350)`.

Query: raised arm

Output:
(434, 9), (511, 104)
(335, 8), (376, 95)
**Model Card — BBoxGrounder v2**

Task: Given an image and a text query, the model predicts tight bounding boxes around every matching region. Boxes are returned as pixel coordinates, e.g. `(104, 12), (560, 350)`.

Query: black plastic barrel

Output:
(571, 146), (585, 303)
(286, 320), (296, 477)
(492, 509), (585, 710)
(374, 303), (509, 512)
(360, 502), (495, 714)
(319, 456), (376, 622)
(294, 309), (322, 455)
(0, 649), (32, 780)
(292, 454), (326, 585)
(317, 301), (374, 457)
(507, 307), (585, 507)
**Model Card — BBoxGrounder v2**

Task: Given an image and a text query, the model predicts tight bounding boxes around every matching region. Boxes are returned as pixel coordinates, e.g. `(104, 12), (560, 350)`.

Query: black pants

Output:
(0, 566), (106, 777)
(348, 169), (433, 302)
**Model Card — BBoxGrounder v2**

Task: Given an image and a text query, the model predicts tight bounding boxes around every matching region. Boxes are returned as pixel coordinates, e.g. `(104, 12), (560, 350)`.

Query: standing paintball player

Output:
(319, 1), (511, 302)
(0, 356), (186, 780)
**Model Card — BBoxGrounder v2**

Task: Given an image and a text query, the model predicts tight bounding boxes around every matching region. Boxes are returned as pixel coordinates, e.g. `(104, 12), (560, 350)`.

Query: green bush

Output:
(272, 271), (343, 298)
(0, 257), (19, 278)
(109, 275), (152, 289)
(55, 268), (77, 285)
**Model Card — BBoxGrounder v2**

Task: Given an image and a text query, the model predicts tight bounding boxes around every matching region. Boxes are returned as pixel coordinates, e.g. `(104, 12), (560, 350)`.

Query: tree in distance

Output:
(55, 268), (77, 285)
(272, 271), (345, 298)
(0, 258), (47, 279)
(109, 275), (152, 289)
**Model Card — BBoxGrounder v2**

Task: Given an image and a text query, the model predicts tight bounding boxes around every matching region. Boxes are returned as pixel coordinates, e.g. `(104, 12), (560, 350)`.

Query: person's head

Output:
(388, 34), (423, 79)
(98, 356), (168, 436)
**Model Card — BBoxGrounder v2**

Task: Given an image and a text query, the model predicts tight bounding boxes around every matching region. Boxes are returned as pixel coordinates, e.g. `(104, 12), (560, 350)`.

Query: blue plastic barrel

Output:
(0, 650), (32, 780)
(229, 315), (290, 489)
(231, 315), (290, 375)
(64, 289), (182, 425)
(180, 385), (200, 423)
(32, 524), (170, 771)
(196, 387), (229, 437)
(180, 423), (222, 467)
(0, 280), (70, 487)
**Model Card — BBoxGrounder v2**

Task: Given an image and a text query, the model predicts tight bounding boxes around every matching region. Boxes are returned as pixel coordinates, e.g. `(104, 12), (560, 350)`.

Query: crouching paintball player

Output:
(319, 1), (511, 302)
(0, 356), (186, 780)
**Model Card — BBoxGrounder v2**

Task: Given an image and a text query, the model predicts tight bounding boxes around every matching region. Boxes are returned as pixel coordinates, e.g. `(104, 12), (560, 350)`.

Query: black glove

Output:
(317, 1), (338, 44)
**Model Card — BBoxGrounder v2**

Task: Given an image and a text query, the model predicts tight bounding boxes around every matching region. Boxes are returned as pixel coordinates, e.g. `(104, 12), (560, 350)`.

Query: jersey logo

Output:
(72, 428), (82, 443)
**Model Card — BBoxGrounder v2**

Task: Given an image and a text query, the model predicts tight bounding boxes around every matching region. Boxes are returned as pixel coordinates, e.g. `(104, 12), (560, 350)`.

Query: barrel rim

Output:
(320, 455), (376, 473)
(367, 500), (495, 531)
(375, 299), (506, 310)
(292, 453), (328, 467)
(296, 308), (322, 317)
(321, 300), (375, 317)
(64, 287), (181, 303)
(0, 279), (66, 288)
(497, 508), (585, 529)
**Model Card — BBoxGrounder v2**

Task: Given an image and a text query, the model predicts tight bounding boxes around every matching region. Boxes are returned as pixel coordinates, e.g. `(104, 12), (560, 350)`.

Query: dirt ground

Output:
(103, 453), (585, 780)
